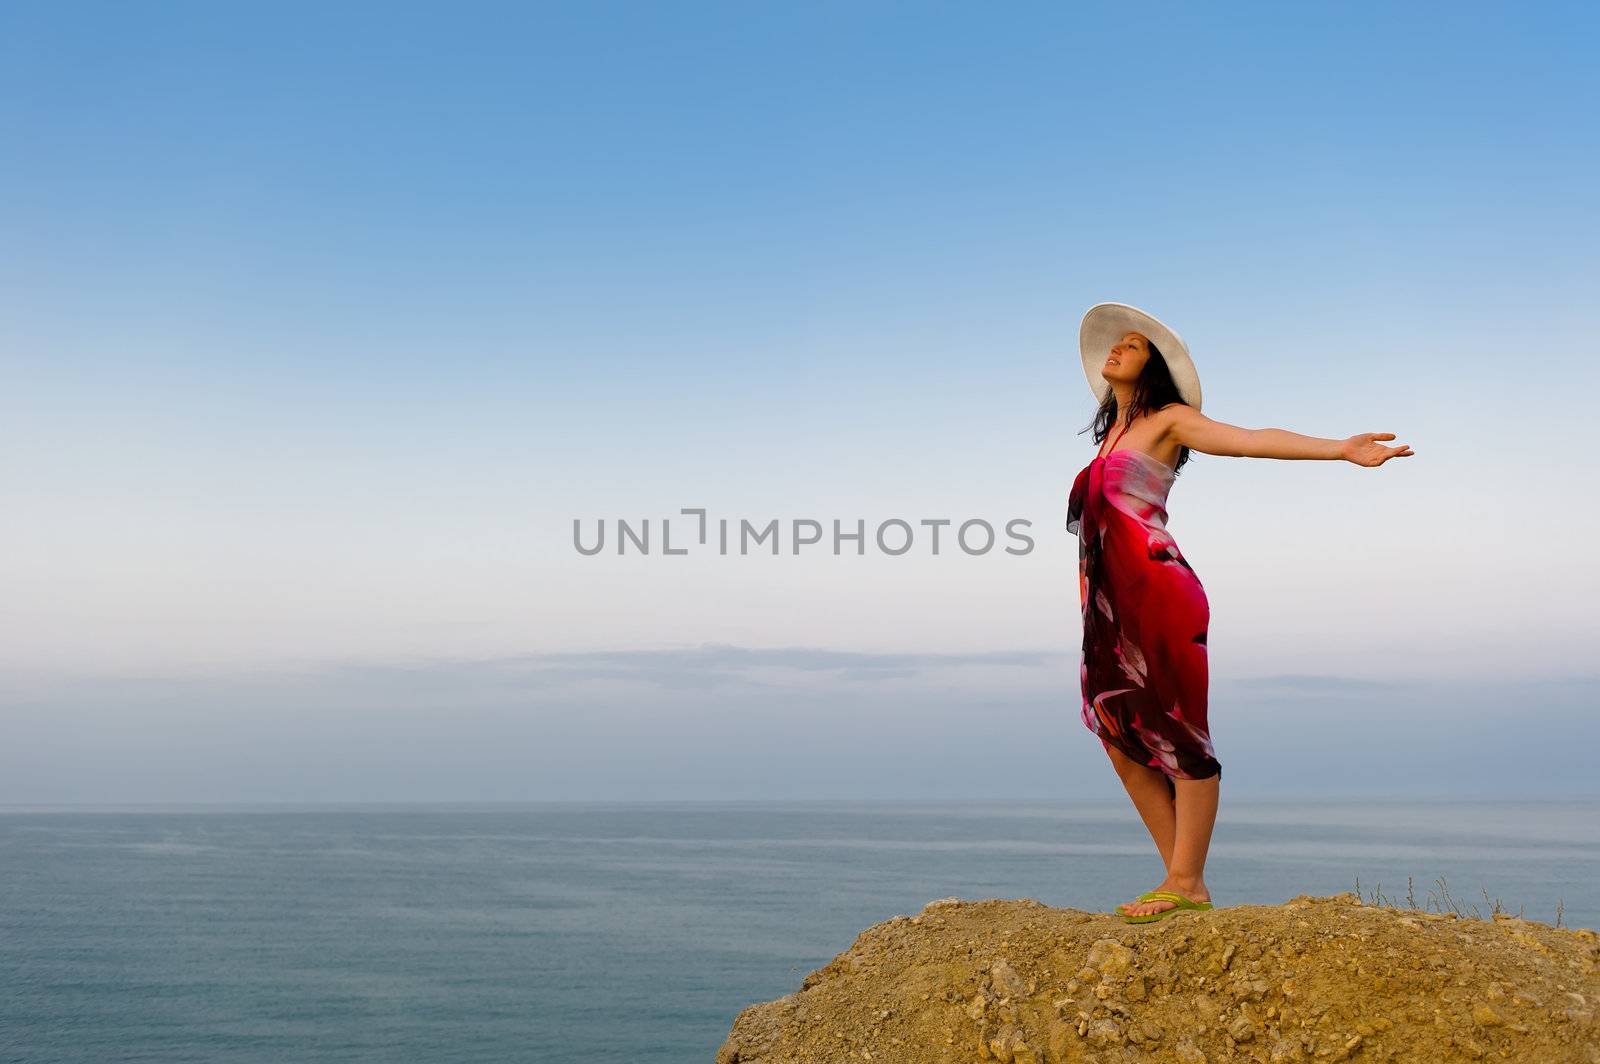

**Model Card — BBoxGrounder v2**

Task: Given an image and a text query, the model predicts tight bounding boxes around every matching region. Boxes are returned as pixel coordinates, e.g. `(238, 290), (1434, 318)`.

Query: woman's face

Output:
(1102, 331), (1150, 384)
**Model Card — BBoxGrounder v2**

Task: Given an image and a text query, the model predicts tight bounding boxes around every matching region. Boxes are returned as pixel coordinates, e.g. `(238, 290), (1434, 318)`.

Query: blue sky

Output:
(3, 1), (1597, 801)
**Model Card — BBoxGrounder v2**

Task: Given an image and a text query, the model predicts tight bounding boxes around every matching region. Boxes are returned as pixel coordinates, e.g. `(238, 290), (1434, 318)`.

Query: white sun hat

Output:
(1078, 301), (1203, 411)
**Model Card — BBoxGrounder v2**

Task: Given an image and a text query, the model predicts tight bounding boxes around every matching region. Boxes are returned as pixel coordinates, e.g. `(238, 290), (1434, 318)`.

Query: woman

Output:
(1065, 302), (1413, 923)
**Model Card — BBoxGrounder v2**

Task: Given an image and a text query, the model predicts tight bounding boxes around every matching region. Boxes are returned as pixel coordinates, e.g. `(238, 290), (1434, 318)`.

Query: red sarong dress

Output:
(1066, 419), (1221, 783)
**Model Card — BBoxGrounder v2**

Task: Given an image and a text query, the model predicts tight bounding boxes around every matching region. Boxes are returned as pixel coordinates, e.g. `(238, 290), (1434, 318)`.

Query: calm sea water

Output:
(3, 799), (1596, 1063)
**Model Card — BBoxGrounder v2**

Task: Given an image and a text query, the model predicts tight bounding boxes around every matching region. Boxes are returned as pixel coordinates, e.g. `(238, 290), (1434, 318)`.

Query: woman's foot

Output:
(1117, 876), (1210, 917)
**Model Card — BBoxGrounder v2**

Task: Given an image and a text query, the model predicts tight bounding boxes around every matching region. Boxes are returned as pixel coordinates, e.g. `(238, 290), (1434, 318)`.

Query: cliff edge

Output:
(717, 893), (1598, 1064)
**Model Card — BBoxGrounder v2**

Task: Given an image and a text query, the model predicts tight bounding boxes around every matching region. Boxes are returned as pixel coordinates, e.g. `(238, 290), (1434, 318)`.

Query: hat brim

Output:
(1079, 302), (1203, 411)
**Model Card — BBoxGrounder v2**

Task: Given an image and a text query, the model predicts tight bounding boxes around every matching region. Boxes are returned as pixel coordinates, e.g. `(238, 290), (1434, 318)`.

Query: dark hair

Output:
(1083, 337), (1195, 475)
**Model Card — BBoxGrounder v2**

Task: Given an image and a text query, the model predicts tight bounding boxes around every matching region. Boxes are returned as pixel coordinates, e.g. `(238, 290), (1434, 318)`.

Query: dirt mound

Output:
(717, 893), (1599, 1063)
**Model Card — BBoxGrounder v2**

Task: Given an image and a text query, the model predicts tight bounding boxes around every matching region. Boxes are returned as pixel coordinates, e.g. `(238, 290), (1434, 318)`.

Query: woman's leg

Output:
(1104, 739), (1219, 915)
(1102, 738), (1177, 867)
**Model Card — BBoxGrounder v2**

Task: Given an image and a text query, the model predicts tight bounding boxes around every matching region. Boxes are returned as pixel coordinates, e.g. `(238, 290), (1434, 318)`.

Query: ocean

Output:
(2, 799), (1596, 1063)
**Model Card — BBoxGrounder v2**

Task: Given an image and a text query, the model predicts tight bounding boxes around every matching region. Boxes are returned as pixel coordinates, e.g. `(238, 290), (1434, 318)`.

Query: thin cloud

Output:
(299, 644), (1071, 693)
(525, 643), (1067, 690)
(1231, 674), (1405, 693)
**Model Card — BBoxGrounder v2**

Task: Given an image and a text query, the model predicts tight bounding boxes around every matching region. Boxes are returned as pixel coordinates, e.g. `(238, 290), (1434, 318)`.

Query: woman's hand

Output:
(1340, 432), (1414, 467)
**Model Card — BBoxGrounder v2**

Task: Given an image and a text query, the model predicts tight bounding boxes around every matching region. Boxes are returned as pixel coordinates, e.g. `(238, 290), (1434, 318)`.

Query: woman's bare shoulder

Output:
(1154, 402), (1200, 427)
(1153, 402), (1204, 447)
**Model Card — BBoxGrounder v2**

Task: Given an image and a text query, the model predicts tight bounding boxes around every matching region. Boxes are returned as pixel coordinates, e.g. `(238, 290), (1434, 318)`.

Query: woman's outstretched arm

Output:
(1163, 405), (1414, 466)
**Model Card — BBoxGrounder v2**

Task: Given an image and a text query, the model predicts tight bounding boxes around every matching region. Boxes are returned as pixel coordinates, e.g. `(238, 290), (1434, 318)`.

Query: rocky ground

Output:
(716, 893), (1599, 1063)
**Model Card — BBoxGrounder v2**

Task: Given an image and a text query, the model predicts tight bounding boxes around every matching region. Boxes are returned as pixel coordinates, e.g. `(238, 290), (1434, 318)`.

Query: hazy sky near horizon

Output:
(4, 1), (1597, 801)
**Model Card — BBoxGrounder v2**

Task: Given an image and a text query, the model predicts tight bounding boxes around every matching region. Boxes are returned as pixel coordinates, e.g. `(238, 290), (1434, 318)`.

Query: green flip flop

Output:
(1111, 890), (1172, 917)
(1113, 889), (1186, 914)
(1120, 890), (1214, 924)
(1112, 891), (1160, 917)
